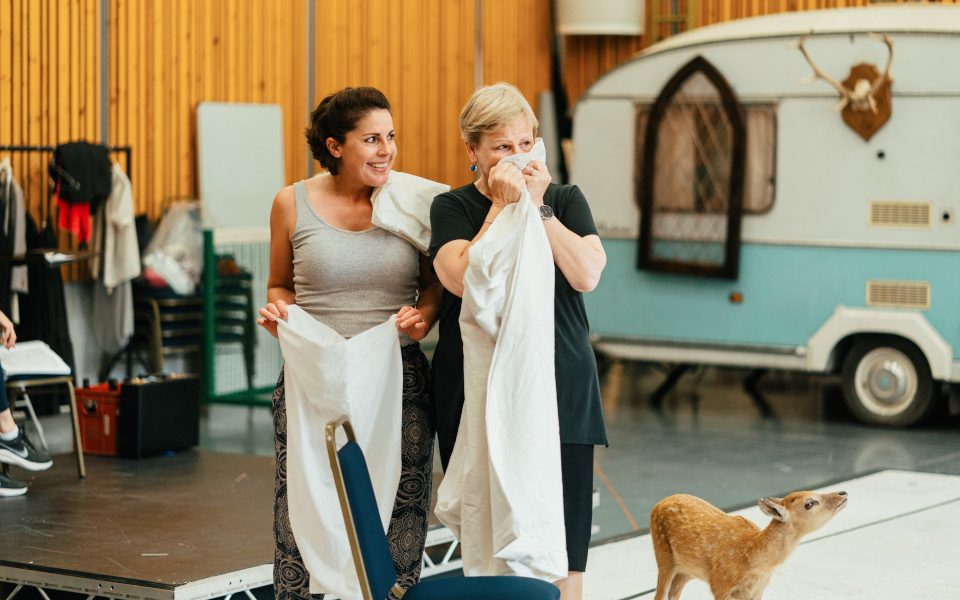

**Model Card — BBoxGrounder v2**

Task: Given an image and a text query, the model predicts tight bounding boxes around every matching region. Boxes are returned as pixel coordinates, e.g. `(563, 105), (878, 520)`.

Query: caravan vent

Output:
(866, 280), (931, 310)
(869, 201), (931, 228)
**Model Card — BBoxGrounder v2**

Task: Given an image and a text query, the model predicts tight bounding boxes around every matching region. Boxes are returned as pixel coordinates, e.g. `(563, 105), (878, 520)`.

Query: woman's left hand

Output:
(522, 160), (551, 207)
(396, 306), (428, 341)
(0, 311), (16, 349)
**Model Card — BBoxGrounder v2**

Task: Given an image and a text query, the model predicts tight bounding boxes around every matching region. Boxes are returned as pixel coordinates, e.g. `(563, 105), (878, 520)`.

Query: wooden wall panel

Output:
(107, 0), (309, 222)
(313, 0), (477, 189)
(311, 0), (555, 190)
(564, 35), (644, 109)
(482, 0), (553, 136)
(1, 0), (101, 228)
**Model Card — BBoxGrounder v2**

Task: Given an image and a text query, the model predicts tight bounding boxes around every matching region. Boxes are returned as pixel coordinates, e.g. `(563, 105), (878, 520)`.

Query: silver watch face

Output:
(539, 204), (555, 220)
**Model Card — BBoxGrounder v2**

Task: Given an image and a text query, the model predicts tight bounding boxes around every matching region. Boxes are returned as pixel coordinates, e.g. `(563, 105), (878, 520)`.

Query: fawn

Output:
(650, 490), (848, 600)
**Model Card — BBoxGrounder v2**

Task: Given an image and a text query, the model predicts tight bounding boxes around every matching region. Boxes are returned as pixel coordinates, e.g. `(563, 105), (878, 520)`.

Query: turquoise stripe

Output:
(586, 240), (960, 358)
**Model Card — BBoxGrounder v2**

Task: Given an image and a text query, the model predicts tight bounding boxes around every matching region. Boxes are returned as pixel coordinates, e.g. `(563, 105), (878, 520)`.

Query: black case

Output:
(117, 376), (200, 459)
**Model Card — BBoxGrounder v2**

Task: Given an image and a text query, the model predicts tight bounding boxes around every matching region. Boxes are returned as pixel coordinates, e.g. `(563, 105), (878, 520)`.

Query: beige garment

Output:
(91, 163), (141, 289)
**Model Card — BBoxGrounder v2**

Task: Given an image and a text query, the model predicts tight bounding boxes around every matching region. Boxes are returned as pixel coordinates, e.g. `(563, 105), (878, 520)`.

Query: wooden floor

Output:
(0, 451), (274, 596)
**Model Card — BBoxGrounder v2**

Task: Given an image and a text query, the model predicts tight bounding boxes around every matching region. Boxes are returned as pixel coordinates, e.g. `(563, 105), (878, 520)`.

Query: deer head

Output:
(798, 33), (894, 113)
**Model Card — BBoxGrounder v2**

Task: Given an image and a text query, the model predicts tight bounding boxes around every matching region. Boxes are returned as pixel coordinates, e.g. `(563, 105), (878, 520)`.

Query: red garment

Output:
(57, 195), (91, 244)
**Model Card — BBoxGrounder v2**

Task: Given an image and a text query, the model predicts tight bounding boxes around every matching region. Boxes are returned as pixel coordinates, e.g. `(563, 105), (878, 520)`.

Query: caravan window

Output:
(635, 103), (776, 214)
(636, 56), (747, 279)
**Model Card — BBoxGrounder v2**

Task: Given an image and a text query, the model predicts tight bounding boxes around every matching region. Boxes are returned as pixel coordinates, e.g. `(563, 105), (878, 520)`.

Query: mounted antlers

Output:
(798, 33), (894, 113)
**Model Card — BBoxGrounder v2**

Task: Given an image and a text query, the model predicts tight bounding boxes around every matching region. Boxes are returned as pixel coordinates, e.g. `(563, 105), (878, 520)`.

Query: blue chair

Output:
(325, 417), (561, 600)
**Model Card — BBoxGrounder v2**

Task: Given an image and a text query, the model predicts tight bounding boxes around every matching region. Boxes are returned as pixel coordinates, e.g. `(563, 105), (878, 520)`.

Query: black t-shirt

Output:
(428, 182), (608, 460)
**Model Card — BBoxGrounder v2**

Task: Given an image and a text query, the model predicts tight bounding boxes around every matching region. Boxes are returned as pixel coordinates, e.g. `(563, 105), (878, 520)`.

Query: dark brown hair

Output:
(305, 87), (392, 175)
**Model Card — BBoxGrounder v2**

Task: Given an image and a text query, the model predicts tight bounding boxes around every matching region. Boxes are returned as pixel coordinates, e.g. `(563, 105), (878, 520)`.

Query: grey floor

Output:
(22, 363), (960, 546)
(589, 362), (960, 541)
(170, 364), (960, 544)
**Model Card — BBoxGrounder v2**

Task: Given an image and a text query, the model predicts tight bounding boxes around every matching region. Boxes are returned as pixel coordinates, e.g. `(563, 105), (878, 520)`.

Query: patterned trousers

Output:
(272, 343), (434, 600)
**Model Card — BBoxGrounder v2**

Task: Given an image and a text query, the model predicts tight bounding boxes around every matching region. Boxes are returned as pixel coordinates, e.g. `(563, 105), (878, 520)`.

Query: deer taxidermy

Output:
(798, 33), (894, 141)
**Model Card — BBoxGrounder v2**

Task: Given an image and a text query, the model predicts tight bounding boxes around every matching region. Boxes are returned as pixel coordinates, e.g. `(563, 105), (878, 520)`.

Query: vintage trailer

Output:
(572, 6), (960, 425)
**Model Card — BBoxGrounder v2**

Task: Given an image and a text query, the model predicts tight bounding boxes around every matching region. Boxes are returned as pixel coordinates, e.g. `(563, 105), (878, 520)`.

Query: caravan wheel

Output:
(841, 338), (936, 427)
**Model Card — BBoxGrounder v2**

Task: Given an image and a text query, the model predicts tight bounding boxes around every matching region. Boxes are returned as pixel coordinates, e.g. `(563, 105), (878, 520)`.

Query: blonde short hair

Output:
(459, 82), (539, 146)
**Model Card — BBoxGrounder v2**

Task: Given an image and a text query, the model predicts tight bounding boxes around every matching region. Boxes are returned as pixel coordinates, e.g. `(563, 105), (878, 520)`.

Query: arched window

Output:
(637, 56), (746, 279)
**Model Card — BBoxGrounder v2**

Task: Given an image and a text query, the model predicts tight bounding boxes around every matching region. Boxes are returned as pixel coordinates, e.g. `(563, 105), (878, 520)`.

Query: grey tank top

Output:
(291, 180), (419, 344)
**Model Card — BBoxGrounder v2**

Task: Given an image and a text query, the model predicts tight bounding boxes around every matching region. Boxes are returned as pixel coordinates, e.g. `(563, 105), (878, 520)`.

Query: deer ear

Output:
(759, 497), (789, 522)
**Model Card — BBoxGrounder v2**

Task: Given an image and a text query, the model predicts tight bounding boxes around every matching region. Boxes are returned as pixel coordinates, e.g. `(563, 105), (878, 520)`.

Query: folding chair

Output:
(6, 374), (85, 478)
(325, 416), (560, 600)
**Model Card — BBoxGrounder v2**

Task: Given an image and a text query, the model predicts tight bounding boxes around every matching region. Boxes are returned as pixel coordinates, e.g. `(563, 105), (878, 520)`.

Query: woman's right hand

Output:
(257, 300), (291, 339)
(487, 161), (526, 206)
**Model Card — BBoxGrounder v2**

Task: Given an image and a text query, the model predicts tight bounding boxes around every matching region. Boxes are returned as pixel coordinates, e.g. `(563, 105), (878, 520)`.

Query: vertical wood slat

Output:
(0, 2), (11, 148)
(102, 0), (310, 221)
(1, 0), (100, 282)
(313, 0), (478, 189)
(0, 0), (313, 239)
(481, 0), (552, 123)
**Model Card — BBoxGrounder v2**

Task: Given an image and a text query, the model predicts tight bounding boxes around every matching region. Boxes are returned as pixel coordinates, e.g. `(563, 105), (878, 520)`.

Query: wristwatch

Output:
(539, 204), (554, 221)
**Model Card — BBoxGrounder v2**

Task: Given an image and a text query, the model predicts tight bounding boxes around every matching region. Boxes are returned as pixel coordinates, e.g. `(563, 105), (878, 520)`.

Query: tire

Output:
(840, 337), (938, 427)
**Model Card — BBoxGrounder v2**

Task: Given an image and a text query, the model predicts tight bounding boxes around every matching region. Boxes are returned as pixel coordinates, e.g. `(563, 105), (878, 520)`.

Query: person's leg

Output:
(431, 352), (464, 471)
(556, 573), (584, 600)
(271, 369), (324, 600)
(0, 408), (13, 434)
(0, 468), (27, 497)
(0, 364), (13, 433)
(0, 367), (31, 496)
(0, 366), (52, 472)
(386, 344), (435, 598)
(556, 444), (595, 600)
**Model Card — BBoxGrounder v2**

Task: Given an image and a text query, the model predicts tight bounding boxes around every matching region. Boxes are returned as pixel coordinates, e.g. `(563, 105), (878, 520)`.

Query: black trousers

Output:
(0, 364), (7, 412)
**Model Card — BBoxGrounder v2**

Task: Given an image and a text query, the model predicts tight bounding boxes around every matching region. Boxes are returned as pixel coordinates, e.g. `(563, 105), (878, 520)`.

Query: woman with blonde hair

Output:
(429, 82), (607, 600)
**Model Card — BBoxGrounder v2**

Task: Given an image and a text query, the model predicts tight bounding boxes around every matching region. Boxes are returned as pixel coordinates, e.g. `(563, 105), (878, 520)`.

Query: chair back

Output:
(326, 417), (398, 600)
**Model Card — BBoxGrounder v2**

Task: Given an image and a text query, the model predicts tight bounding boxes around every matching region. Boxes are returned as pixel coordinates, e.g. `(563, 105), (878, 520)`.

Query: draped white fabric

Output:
(277, 306), (403, 598)
(435, 141), (567, 579)
(371, 170), (449, 254)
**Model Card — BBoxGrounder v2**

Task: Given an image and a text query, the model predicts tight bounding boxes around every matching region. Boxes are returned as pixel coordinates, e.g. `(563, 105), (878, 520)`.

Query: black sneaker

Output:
(0, 429), (53, 471)
(0, 471), (27, 497)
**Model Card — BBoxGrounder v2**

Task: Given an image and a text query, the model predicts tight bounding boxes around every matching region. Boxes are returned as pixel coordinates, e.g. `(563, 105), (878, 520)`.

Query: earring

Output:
(469, 164), (477, 172)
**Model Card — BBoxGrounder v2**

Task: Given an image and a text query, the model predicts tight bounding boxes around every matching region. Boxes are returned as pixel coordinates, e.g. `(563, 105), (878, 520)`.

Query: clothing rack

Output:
(0, 144), (133, 226)
(0, 143), (132, 181)
(0, 143), (146, 380)
(0, 143), (131, 165)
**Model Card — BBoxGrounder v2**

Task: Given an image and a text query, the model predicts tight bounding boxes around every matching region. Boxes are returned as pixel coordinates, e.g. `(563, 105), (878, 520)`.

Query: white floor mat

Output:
(584, 470), (960, 599)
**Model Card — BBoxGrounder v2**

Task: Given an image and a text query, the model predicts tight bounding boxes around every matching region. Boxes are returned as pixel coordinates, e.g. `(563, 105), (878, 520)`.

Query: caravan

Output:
(572, 6), (960, 426)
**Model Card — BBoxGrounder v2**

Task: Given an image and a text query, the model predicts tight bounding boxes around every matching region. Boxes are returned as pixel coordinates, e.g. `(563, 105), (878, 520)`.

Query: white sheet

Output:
(434, 147), (567, 579)
(371, 170), (450, 254)
(498, 138), (547, 174)
(277, 305), (403, 599)
(0, 340), (71, 376)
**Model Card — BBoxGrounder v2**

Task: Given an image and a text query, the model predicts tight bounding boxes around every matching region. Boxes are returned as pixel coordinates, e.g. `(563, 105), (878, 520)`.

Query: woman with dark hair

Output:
(257, 87), (441, 599)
